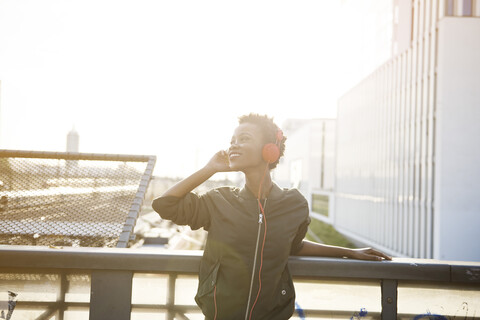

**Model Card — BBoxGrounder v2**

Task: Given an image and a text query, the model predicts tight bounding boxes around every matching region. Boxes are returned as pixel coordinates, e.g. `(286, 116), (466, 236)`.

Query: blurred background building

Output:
(66, 127), (79, 153)
(275, 119), (336, 222)
(277, 0), (480, 262)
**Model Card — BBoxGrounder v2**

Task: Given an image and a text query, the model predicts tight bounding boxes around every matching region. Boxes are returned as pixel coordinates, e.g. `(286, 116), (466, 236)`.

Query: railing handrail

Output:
(0, 149), (156, 162)
(1, 245), (479, 284)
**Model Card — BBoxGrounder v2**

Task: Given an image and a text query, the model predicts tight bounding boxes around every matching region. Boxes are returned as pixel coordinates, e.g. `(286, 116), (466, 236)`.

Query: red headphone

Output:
(262, 129), (284, 163)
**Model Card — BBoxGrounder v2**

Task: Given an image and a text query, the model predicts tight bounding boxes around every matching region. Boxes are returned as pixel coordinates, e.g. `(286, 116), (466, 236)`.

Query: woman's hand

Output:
(348, 247), (392, 261)
(159, 150), (233, 198)
(204, 150), (234, 173)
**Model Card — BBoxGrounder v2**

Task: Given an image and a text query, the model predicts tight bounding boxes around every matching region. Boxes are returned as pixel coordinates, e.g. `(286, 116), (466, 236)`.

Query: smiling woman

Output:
(152, 113), (391, 320)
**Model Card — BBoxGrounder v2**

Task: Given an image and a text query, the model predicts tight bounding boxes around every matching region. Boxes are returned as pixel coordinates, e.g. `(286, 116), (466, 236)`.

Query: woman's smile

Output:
(228, 152), (241, 160)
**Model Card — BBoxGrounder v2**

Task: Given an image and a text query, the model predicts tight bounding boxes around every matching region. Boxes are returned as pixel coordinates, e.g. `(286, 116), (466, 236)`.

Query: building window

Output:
(446, 0), (454, 16)
(463, 0), (473, 16)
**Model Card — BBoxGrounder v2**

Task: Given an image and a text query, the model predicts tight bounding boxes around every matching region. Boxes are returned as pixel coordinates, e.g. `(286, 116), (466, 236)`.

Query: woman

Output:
(152, 113), (391, 320)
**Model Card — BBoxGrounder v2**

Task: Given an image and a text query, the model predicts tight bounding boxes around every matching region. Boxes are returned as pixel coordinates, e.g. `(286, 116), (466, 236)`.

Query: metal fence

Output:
(0, 246), (479, 320)
(0, 150), (156, 248)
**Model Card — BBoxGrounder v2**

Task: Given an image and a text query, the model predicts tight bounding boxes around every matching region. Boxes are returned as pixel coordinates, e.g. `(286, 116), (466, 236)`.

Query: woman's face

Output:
(228, 122), (266, 172)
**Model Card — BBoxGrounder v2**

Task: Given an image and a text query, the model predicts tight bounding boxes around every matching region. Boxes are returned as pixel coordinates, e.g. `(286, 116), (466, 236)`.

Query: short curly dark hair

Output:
(238, 113), (286, 169)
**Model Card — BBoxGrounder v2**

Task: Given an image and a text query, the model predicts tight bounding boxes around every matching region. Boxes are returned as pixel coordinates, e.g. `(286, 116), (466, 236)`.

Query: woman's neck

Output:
(244, 169), (273, 199)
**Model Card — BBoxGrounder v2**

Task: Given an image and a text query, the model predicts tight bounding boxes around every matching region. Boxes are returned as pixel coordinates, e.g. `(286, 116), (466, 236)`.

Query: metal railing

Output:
(0, 245), (479, 320)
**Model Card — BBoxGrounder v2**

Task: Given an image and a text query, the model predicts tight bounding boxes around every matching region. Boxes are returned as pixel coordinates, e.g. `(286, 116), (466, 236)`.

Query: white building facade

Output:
(335, 0), (480, 261)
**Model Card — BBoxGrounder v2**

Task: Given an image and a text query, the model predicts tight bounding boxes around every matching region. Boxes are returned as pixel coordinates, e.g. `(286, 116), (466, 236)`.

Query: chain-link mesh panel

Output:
(0, 151), (155, 248)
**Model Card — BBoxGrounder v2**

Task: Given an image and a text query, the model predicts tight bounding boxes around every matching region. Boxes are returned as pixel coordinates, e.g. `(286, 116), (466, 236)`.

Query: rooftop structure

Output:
(0, 150), (155, 248)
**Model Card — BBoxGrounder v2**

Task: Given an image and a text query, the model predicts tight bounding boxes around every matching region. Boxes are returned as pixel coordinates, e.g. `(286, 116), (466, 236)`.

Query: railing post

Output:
(59, 272), (68, 320)
(90, 270), (133, 320)
(167, 273), (177, 320)
(381, 279), (398, 320)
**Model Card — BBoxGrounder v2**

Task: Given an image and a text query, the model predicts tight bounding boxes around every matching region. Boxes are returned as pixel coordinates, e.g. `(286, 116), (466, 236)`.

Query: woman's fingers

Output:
(355, 248), (392, 261)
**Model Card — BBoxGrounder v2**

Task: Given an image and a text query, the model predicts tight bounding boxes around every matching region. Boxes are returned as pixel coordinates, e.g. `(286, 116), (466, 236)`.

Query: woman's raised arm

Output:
(161, 150), (232, 198)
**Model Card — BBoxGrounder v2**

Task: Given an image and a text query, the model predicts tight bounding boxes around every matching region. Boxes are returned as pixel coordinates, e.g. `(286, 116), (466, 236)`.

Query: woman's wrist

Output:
(343, 248), (355, 259)
(201, 164), (219, 177)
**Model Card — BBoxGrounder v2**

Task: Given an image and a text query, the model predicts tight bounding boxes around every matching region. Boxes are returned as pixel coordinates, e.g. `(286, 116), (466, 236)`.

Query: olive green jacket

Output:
(152, 183), (310, 320)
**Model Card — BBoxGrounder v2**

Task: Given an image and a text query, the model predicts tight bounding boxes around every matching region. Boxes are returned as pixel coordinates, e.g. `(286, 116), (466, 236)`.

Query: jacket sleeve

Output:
(290, 215), (311, 255)
(289, 191), (311, 255)
(151, 192), (211, 230)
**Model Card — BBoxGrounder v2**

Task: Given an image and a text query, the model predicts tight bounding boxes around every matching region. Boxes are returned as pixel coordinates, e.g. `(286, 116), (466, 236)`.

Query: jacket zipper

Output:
(245, 199), (266, 320)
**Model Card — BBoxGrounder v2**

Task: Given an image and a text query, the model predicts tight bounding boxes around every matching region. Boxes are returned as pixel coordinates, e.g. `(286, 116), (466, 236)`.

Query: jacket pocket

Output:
(272, 266), (296, 315)
(195, 260), (220, 315)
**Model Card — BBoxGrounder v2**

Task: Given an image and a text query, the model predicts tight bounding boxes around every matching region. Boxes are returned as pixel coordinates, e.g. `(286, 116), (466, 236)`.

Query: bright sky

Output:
(0, 0), (371, 178)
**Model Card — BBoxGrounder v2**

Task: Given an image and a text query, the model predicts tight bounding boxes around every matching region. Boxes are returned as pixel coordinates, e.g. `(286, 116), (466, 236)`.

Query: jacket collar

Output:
(239, 182), (283, 200)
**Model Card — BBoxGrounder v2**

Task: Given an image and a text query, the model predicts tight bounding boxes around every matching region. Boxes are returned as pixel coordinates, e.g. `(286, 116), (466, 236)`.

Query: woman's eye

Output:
(231, 136), (251, 145)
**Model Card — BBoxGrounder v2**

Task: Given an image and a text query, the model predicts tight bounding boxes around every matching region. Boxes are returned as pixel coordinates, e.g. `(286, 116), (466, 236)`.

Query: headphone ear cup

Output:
(262, 143), (280, 163)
